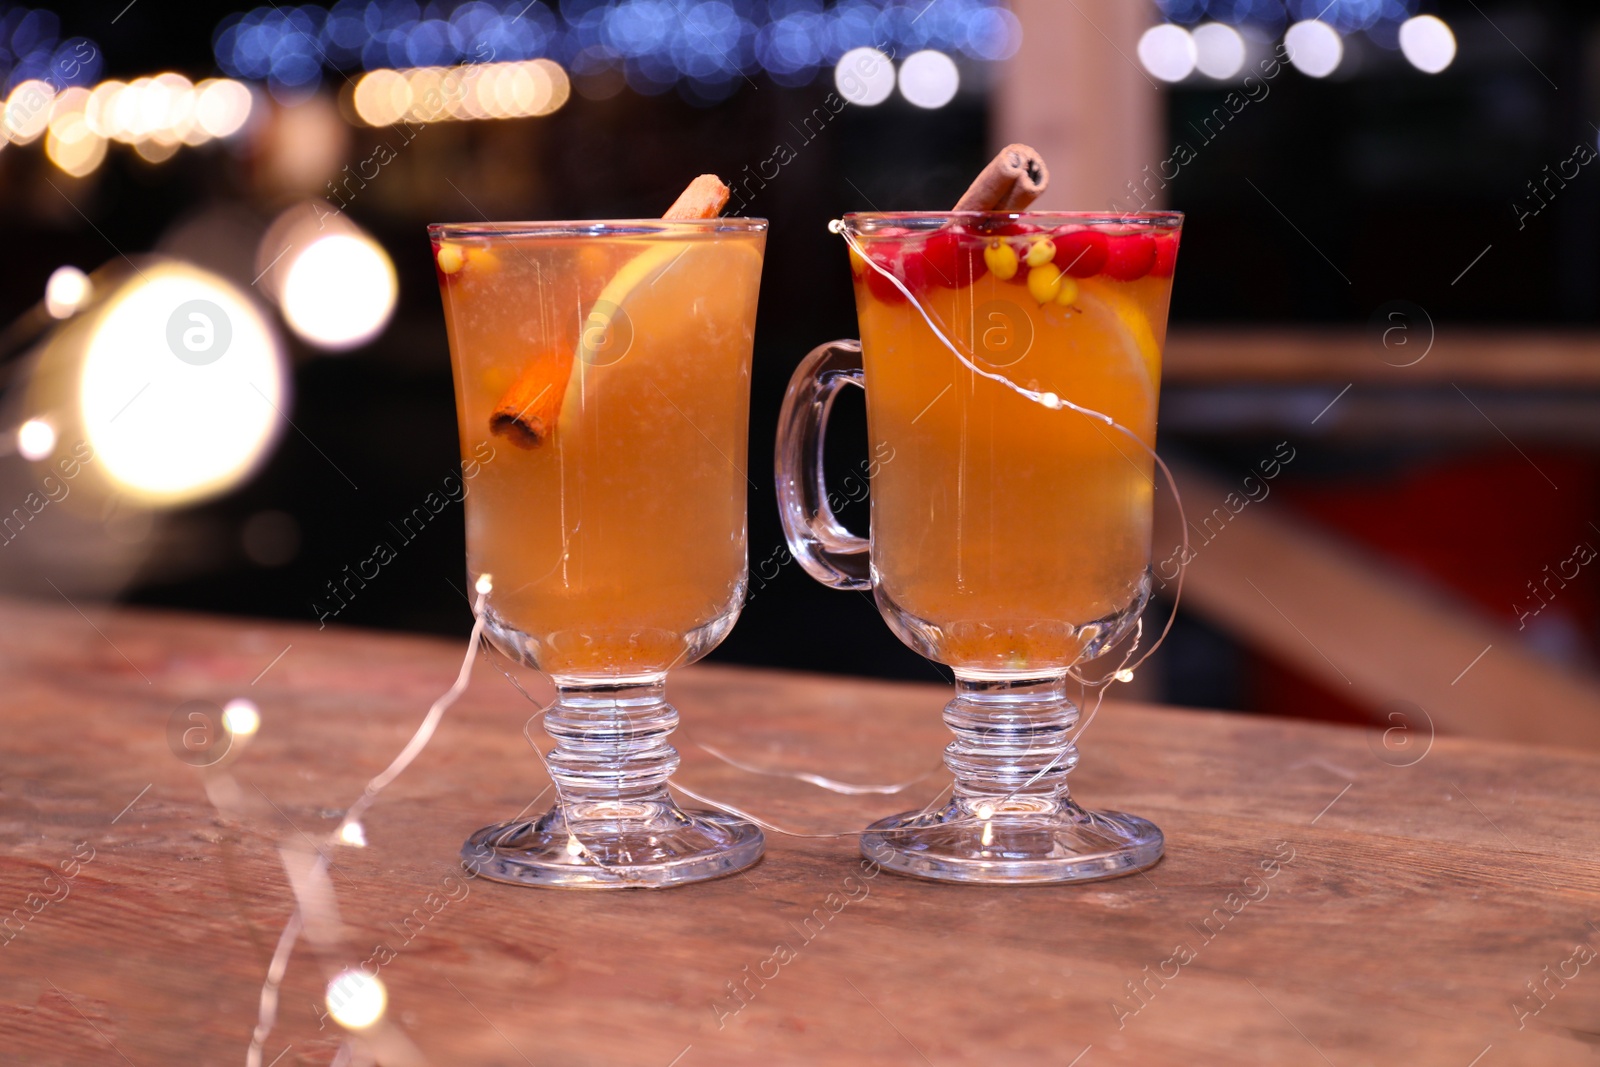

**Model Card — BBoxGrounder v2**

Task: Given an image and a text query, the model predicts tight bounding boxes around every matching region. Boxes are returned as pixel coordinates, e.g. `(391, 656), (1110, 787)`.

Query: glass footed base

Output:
(462, 800), (763, 889)
(861, 797), (1162, 885)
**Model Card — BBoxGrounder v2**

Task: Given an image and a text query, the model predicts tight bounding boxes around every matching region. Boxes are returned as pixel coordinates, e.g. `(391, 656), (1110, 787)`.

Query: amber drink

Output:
(853, 216), (1175, 670)
(433, 217), (766, 888)
(778, 210), (1182, 885)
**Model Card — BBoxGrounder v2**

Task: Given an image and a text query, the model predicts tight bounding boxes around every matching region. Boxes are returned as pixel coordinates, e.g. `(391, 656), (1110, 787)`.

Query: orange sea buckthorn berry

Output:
(849, 245), (868, 278)
(436, 243), (464, 274)
(983, 239), (1019, 281)
(464, 246), (500, 273)
(1054, 275), (1079, 306)
(1027, 263), (1063, 304)
(1024, 236), (1056, 268)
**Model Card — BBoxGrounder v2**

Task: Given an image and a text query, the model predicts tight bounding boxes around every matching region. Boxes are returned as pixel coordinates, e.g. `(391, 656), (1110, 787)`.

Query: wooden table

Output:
(2, 597), (1597, 1066)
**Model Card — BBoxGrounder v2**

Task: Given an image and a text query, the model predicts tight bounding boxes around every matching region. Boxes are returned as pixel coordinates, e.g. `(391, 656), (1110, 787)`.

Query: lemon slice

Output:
(1073, 277), (1162, 390)
(557, 238), (761, 429)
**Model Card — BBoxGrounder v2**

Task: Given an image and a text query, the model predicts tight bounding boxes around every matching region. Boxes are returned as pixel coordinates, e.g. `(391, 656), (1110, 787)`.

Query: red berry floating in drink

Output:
(1102, 234), (1157, 281)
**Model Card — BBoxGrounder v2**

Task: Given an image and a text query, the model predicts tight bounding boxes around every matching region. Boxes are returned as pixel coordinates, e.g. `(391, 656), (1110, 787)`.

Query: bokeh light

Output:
(1138, 24), (1198, 83)
(32, 75), (253, 175)
(0, 10), (102, 96)
(16, 418), (56, 461)
(280, 234), (398, 351)
(77, 261), (287, 506)
(1398, 15), (1455, 74)
(1192, 22), (1247, 80)
(222, 698), (261, 737)
(897, 50), (959, 109)
(834, 47), (894, 106)
(45, 99), (105, 177)
(325, 970), (386, 1029)
(4, 78), (55, 143)
(45, 266), (91, 318)
(216, 0), (1017, 98)
(1285, 20), (1344, 78)
(353, 59), (569, 125)
(193, 79), (254, 138)
(1290, 0), (1414, 35)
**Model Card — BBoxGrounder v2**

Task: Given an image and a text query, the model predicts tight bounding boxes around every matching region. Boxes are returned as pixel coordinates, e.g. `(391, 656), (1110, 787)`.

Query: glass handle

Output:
(775, 338), (872, 591)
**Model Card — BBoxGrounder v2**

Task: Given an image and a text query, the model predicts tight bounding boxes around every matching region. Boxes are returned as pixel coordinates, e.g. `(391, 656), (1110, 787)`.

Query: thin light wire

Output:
(682, 731), (942, 796)
(479, 227), (1197, 842)
(832, 220), (1189, 684)
(246, 585), (492, 1067)
(667, 778), (954, 840)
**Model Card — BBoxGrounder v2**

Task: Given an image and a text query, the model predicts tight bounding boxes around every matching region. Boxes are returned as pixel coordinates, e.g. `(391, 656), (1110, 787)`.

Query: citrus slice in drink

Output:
(557, 238), (762, 428)
(1073, 277), (1161, 392)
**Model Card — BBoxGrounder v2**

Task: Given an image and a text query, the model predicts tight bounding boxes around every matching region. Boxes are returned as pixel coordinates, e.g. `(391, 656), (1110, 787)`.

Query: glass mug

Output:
(432, 218), (767, 888)
(777, 211), (1182, 884)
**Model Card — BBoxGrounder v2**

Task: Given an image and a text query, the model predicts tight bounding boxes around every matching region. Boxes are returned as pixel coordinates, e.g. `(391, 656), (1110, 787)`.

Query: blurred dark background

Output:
(3, 0), (1598, 728)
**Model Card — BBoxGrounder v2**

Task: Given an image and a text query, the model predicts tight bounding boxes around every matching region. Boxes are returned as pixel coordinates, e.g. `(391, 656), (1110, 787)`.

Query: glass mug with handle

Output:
(776, 210), (1181, 884)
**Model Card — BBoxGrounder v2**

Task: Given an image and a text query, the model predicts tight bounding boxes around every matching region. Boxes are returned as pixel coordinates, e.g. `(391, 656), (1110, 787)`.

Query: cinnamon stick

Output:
(664, 174), (731, 219)
(489, 345), (568, 448)
(953, 143), (1049, 212)
(490, 175), (732, 448)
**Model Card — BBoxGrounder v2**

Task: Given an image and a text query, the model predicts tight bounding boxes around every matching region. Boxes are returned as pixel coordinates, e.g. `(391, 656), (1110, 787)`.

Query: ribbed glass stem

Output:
(463, 671), (764, 887)
(944, 671), (1079, 803)
(544, 676), (679, 804)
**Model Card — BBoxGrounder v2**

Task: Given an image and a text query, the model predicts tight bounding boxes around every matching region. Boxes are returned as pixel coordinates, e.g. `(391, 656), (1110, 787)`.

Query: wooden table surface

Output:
(2, 596), (1597, 1066)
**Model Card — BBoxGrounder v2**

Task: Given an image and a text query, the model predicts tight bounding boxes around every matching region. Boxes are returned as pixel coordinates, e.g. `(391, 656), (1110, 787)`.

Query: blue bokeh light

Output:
(0, 7), (101, 95)
(1287, 0), (1413, 33)
(209, 0), (1017, 98)
(1155, 0), (1413, 47)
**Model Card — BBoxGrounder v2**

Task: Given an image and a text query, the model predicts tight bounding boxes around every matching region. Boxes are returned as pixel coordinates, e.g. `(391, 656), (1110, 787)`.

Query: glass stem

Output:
(944, 671), (1079, 806)
(544, 676), (680, 807)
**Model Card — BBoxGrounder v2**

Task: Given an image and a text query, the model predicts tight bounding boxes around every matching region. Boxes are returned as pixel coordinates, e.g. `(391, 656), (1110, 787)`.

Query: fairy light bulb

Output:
(325, 970), (386, 1029)
(16, 418), (56, 460)
(222, 698), (260, 737)
(45, 266), (92, 318)
(338, 821), (367, 847)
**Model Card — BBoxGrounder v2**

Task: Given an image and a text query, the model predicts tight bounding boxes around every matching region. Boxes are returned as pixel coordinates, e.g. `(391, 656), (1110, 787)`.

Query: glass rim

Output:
(841, 210), (1183, 229)
(428, 218), (768, 239)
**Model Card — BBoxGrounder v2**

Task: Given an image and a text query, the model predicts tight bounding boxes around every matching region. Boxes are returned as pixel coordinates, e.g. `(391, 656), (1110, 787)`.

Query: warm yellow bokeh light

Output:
(133, 139), (179, 164)
(4, 78), (55, 143)
(222, 698), (260, 737)
(78, 261), (286, 505)
(352, 69), (410, 127)
(538, 60), (571, 116)
(45, 266), (92, 318)
(353, 61), (570, 125)
(16, 418), (56, 461)
(83, 80), (124, 138)
(325, 970), (386, 1030)
(193, 79), (252, 139)
(46, 113), (107, 177)
(280, 233), (398, 351)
